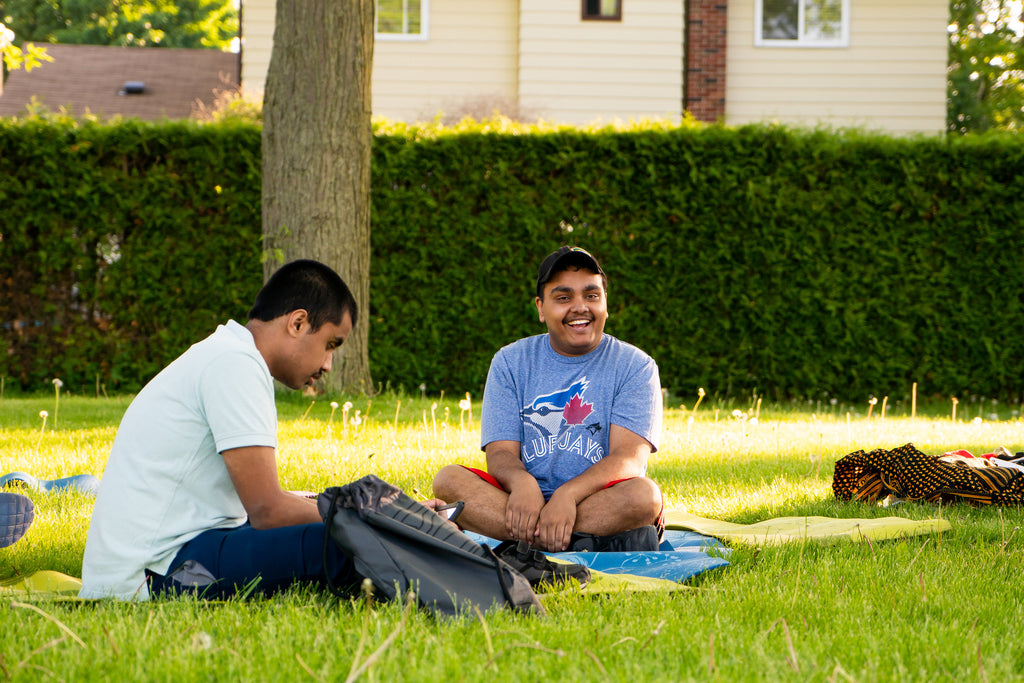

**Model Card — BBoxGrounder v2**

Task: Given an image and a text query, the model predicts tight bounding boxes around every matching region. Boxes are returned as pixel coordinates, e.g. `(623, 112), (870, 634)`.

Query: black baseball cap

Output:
(535, 246), (606, 298)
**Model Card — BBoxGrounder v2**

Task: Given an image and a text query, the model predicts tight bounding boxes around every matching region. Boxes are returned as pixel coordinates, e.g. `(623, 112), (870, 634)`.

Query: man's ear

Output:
(535, 297), (545, 323)
(285, 309), (309, 337)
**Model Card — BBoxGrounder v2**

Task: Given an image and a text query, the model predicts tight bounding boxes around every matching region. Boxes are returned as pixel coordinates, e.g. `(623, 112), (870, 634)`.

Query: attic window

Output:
(582, 0), (622, 21)
(755, 0), (849, 48)
(120, 81), (145, 95)
(376, 0), (428, 40)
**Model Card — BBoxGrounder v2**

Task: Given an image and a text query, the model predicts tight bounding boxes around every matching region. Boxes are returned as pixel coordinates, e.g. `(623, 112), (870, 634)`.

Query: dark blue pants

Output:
(148, 522), (358, 599)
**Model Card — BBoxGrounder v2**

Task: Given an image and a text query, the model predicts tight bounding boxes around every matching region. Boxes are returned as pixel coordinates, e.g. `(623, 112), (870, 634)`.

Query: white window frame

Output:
(754, 0), (849, 48)
(375, 0), (430, 42)
(581, 0), (623, 22)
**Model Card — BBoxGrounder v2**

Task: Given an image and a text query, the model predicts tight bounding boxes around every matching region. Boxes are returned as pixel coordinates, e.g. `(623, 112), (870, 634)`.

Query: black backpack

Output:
(318, 475), (544, 617)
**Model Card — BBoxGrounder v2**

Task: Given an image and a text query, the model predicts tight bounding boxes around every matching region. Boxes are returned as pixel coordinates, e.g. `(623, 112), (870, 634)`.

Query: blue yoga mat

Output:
(0, 472), (101, 495)
(465, 529), (730, 583)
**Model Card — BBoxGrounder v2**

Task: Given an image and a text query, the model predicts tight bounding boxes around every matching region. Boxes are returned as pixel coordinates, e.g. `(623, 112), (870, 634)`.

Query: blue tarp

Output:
(466, 530), (730, 583)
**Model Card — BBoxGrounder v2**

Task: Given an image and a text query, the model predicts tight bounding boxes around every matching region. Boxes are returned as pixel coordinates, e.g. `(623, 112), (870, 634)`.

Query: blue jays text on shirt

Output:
(520, 378), (605, 465)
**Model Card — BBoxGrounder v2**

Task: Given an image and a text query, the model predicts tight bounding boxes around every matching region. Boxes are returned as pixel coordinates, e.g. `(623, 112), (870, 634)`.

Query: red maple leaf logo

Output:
(563, 394), (594, 425)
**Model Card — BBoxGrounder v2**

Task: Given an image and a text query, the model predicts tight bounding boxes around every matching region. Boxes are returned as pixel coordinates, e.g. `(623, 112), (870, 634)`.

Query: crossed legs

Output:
(432, 464), (663, 550)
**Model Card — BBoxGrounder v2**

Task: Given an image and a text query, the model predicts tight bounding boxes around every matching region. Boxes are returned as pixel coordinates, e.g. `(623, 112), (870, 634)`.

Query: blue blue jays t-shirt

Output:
(480, 333), (662, 499)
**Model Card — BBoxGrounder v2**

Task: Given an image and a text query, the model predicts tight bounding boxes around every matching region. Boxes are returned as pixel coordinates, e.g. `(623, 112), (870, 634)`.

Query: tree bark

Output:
(262, 0), (374, 394)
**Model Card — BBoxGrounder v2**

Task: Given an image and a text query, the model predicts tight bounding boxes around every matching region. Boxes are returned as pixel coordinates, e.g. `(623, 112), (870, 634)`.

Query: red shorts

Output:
(459, 465), (666, 533)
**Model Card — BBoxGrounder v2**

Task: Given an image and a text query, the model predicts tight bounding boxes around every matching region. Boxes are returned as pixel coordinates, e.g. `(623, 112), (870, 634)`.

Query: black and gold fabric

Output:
(833, 442), (1024, 506)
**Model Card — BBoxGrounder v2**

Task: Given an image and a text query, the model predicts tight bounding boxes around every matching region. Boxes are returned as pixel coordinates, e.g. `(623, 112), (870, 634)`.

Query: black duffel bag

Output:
(318, 474), (544, 617)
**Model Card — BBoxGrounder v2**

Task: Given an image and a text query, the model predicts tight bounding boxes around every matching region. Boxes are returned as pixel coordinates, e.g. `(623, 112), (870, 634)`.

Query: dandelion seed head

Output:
(343, 401), (353, 411)
(52, 378), (64, 388)
(39, 410), (48, 418)
(459, 398), (471, 411)
(330, 401), (339, 410)
(972, 416), (983, 425)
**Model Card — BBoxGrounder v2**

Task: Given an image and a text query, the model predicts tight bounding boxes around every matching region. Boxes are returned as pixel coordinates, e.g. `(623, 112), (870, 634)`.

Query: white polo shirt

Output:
(80, 321), (277, 600)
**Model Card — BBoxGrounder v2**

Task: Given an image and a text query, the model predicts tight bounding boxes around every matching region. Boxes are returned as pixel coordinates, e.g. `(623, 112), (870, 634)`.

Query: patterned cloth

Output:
(833, 442), (1024, 506)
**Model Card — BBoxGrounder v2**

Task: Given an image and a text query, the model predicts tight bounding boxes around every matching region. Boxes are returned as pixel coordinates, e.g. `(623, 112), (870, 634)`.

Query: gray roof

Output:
(0, 43), (240, 120)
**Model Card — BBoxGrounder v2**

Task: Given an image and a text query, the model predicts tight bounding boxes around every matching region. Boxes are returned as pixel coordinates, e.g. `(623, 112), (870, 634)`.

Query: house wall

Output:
(239, 0), (274, 94)
(240, 0), (520, 122)
(685, 0), (727, 122)
(241, 1), (945, 133)
(374, 1), (519, 122)
(725, 0), (948, 134)
(518, 0), (684, 124)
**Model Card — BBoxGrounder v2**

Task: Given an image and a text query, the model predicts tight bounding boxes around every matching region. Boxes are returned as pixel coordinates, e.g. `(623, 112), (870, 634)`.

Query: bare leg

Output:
(431, 464), (512, 540)
(572, 477), (663, 536)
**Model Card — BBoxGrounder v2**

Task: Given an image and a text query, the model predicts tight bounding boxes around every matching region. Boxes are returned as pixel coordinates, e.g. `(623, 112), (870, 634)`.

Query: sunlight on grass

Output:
(3, 394), (1024, 681)
(4, 394), (1022, 575)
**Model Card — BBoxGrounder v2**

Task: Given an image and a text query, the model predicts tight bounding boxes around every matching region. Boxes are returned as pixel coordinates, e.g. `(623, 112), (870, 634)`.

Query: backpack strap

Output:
(320, 488), (348, 598)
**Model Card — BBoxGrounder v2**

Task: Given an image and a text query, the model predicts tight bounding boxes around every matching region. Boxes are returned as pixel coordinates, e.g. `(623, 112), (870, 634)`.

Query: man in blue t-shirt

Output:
(433, 246), (664, 556)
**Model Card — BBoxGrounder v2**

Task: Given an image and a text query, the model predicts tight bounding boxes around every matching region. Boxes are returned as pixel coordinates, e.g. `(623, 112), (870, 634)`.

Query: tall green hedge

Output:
(0, 118), (263, 389)
(3, 117), (1024, 403)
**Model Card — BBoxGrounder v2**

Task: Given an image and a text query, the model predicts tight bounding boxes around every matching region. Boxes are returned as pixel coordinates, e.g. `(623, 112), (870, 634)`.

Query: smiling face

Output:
(535, 266), (608, 357)
(273, 310), (354, 390)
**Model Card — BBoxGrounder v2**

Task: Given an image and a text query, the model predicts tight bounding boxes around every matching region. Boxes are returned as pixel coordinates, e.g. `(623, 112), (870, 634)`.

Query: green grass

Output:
(3, 393), (1024, 681)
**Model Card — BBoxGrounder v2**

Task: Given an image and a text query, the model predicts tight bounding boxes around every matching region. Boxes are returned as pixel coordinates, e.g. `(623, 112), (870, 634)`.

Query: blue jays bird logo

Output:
(520, 378), (603, 464)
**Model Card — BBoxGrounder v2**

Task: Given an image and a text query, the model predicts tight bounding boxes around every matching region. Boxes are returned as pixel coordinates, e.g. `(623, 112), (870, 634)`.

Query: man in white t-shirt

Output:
(81, 260), (419, 600)
(432, 246), (664, 568)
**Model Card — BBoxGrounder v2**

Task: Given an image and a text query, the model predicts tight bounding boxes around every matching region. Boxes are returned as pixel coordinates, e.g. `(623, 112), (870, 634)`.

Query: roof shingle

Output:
(0, 43), (240, 120)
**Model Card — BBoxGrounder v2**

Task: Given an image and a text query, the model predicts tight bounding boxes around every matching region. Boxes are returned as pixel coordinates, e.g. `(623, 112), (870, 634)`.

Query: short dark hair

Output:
(248, 260), (358, 331)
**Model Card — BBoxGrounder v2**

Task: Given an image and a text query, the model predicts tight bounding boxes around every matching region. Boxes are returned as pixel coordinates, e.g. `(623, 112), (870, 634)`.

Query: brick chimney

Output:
(684, 0), (727, 122)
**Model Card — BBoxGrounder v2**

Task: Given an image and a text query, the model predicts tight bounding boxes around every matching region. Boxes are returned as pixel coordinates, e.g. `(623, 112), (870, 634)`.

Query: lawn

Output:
(2, 391), (1023, 682)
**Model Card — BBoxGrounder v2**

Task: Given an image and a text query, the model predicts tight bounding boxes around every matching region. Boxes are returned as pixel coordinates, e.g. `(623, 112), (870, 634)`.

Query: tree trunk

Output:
(262, 0), (374, 394)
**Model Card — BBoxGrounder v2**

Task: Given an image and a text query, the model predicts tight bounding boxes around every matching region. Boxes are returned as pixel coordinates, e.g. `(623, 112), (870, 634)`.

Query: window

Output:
(755, 0), (848, 47)
(376, 0), (428, 40)
(582, 0), (622, 22)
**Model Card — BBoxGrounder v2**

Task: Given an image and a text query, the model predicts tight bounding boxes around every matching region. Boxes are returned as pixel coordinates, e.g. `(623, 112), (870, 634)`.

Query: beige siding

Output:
(239, 0), (275, 94)
(241, 1), (946, 131)
(374, 1), (519, 122)
(726, 0), (948, 134)
(518, 1), (684, 124)
(240, 0), (519, 122)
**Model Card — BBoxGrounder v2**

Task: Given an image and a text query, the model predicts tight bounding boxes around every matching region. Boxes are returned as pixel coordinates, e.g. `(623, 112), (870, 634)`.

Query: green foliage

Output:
(0, 0), (238, 49)
(4, 116), (1024, 401)
(947, 0), (1024, 134)
(370, 120), (1024, 403)
(0, 19), (50, 70)
(0, 114), (263, 392)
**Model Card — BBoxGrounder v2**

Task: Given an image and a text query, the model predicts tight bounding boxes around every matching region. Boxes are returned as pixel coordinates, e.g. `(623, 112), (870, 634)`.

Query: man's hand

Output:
(505, 479), (545, 542)
(421, 498), (460, 529)
(535, 490), (577, 551)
